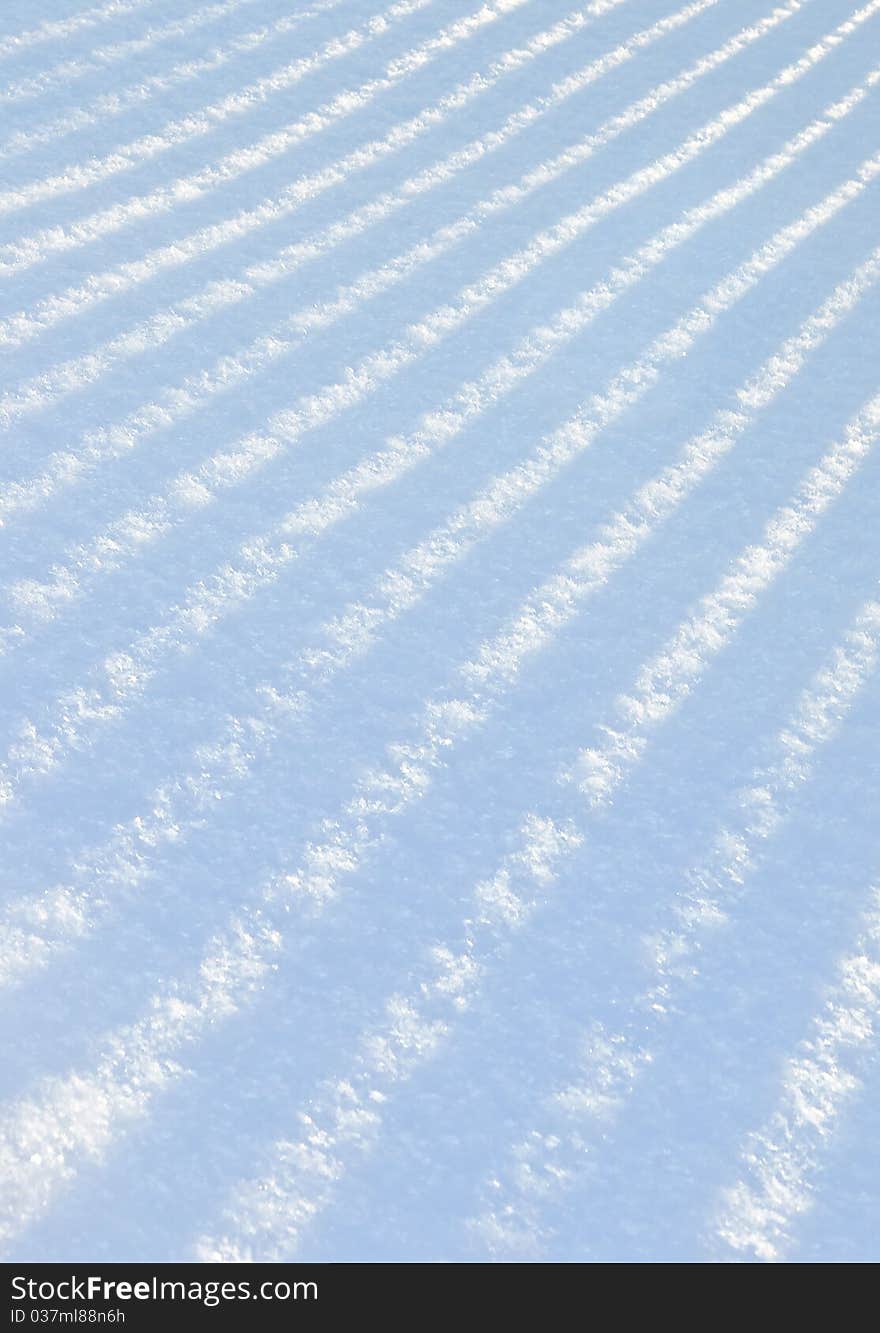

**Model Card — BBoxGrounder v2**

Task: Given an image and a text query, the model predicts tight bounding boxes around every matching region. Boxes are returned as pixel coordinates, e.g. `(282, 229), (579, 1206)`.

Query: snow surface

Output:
(0, 0), (878, 1263)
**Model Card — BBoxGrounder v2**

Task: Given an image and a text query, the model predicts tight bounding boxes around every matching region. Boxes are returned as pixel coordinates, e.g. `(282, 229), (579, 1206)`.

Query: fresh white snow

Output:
(0, 0), (878, 1263)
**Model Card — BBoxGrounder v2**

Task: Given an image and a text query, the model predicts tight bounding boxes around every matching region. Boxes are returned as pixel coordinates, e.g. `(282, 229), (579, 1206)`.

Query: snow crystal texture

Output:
(0, 0), (878, 1263)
